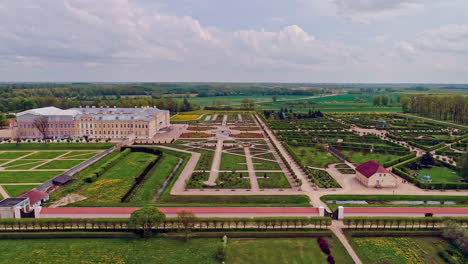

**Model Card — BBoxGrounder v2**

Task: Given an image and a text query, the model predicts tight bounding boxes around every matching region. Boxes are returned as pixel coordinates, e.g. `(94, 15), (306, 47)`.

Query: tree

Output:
(11, 128), (21, 146)
(129, 207), (166, 237)
(0, 112), (7, 127)
(400, 97), (411, 112)
(459, 151), (468, 180)
(33, 116), (49, 140)
(420, 152), (435, 167)
(177, 210), (196, 241)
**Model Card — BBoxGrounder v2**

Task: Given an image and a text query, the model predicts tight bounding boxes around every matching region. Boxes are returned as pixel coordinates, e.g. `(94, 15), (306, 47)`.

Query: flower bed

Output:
(231, 133), (264, 138)
(180, 132), (212, 138)
(187, 126), (216, 131)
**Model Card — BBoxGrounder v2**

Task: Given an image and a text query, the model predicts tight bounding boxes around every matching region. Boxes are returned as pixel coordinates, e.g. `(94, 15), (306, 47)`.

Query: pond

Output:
(204, 115), (212, 121)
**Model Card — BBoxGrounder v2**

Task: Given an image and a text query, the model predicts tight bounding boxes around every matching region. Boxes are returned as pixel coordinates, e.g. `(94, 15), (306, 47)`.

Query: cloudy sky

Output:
(1, 0), (467, 83)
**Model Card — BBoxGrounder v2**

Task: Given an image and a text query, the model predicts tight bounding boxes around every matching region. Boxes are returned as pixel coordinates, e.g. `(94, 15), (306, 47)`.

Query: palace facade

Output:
(16, 106), (170, 140)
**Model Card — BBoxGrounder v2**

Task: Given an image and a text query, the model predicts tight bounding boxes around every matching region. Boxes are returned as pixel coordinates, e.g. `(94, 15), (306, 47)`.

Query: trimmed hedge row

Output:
(382, 152), (417, 168)
(343, 216), (468, 229)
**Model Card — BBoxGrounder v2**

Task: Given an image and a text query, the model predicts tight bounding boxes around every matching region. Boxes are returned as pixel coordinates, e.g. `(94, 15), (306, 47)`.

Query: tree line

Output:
(400, 95), (467, 124)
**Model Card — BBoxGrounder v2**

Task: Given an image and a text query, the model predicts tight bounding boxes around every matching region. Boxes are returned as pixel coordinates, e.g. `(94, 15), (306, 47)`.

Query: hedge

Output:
(343, 216), (468, 229)
(84, 148), (131, 183)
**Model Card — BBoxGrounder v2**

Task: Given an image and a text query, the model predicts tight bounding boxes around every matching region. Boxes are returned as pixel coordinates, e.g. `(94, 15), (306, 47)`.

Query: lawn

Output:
(73, 152), (158, 203)
(2, 184), (38, 197)
(341, 150), (399, 165)
(0, 152), (32, 159)
(36, 159), (84, 170)
(220, 153), (247, 170)
(61, 151), (100, 159)
(252, 158), (281, 170)
(130, 154), (180, 202)
(351, 236), (463, 264)
(257, 172), (291, 188)
(226, 237), (353, 264)
(3, 160), (46, 170)
(291, 146), (339, 168)
(0, 143), (114, 150)
(417, 166), (461, 183)
(0, 238), (221, 264)
(24, 151), (67, 159)
(0, 171), (60, 183)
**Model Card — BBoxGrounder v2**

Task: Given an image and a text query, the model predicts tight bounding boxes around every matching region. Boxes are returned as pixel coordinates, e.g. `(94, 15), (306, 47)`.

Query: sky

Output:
(0, 0), (467, 83)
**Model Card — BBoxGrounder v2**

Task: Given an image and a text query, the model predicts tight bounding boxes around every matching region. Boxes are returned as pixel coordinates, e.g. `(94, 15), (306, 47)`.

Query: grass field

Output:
(24, 151), (67, 159)
(227, 237), (353, 264)
(252, 158), (281, 170)
(2, 184), (39, 197)
(219, 153), (247, 170)
(0, 238), (221, 264)
(291, 146), (339, 168)
(341, 150), (399, 164)
(130, 154), (180, 202)
(0, 171), (60, 184)
(257, 172), (291, 188)
(351, 236), (463, 264)
(0, 152), (32, 159)
(36, 159), (85, 170)
(73, 152), (157, 203)
(176, 95), (309, 107)
(417, 166), (461, 183)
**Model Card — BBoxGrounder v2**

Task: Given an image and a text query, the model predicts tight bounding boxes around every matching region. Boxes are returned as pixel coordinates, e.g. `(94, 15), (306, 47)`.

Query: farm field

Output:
(175, 95), (309, 107)
(350, 236), (464, 264)
(226, 237), (353, 264)
(0, 238), (221, 264)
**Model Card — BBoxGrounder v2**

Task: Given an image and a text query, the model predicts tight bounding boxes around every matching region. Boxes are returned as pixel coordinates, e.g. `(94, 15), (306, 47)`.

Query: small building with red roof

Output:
(20, 190), (49, 208)
(355, 160), (397, 188)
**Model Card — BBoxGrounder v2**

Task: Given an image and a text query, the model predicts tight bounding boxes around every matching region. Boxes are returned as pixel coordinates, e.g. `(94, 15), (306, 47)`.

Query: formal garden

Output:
(0, 143), (113, 199)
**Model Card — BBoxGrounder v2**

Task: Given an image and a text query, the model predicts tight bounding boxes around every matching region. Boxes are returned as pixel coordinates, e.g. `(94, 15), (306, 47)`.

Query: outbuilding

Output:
(355, 160), (397, 188)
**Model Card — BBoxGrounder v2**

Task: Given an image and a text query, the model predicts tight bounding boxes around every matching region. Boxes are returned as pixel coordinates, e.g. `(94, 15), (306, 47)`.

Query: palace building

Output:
(16, 106), (170, 140)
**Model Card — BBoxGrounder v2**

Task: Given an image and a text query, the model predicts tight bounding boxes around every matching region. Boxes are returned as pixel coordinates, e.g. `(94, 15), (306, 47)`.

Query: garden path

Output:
(330, 221), (362, 264)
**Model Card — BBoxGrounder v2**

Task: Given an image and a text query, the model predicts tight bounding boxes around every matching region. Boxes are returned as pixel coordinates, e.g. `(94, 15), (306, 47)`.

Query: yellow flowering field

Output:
(171, 114), (201, 121)
(351, 236), (460, 264)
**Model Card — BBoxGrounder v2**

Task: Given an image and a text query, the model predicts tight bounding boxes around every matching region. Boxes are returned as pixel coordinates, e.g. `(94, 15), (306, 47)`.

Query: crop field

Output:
(0, 149), (102, 198)
(259, 94), (401, 112)
(350, 236), (464, 264)
(175, 95), (309, 107)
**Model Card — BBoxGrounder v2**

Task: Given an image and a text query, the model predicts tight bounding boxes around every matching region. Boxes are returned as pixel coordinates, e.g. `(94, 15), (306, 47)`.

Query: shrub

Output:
(317, 237), (331, 255)
(83, 174), (97, 183)
(327, 255), (335, 264)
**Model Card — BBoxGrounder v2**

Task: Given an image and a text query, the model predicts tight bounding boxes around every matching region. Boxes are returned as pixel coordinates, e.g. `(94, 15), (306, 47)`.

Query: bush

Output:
(317, 237), (331, 255)
(327, 255), (335, 264)
(83, 174), (97, 183)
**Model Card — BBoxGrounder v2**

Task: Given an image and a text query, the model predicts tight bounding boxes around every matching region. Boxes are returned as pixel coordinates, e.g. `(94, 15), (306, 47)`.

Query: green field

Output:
(252, 158), (281, 170)
(176, 95), (309, 107)
(417, 166), (461, 183)
(2, 185), (39, 197)
(227, 237), (352, 264)
(0, 238), (221, 264)
(130, 154), (180, 202)
(351, 236), (464, 264)
(0, 152), (32, 159)
(36, 159), (84, 170)
(291, 146), (340, 168)
(0, 171), (60, 184)
(65, 152), (157, 203)
(341, 150), (399, 165)
(219, 153), (247, 170)
(257, 172), (291, 188)
(24, 151), (67, 159)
